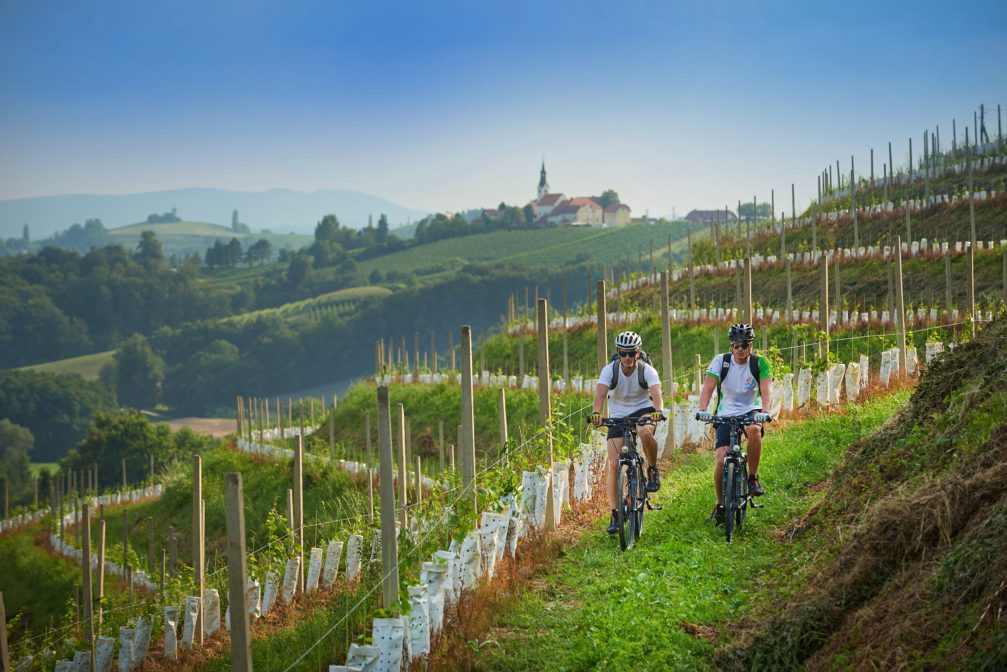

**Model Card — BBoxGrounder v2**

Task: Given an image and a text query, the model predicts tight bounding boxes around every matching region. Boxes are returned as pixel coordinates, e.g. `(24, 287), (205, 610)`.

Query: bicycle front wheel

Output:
(616, 463), (633, 550)
(724, 461), (736, 543)
(633, 462), (646, 541)
(736, 462), (748, 529)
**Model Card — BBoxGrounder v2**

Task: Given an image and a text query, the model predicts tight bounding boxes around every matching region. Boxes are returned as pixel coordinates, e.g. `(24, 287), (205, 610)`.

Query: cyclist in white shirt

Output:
(696, 323), (773, 525)
(589, 331), (665, 535)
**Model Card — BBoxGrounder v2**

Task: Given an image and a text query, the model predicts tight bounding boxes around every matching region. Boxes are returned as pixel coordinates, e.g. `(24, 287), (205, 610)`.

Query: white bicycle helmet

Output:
(615, 331), (642, 350)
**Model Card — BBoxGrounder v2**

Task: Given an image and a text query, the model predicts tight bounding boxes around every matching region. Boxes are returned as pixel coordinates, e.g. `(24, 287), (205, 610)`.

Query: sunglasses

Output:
(731, 341), (752, 350)
(618, 350), (638, 358)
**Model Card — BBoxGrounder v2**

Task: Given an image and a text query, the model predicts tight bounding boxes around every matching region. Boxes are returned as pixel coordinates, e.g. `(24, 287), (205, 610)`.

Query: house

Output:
(685, 209), (738, 225)
(534, 192), (567, 218)
(547, 202), (600, 226)
(603, 202), (631, 227)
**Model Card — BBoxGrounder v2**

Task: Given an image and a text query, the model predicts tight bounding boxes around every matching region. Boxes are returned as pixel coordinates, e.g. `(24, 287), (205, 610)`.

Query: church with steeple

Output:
(537, 160), (550, 200)
(529, 160), (631, 227)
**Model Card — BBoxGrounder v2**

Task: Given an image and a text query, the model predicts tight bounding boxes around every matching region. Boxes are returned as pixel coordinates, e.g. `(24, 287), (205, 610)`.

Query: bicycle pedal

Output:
(647, 502), (663, 511)
(749, 499), (764, 509)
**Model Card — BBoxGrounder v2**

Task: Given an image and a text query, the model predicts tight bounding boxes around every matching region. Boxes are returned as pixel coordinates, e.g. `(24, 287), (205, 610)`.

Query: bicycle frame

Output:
(596, 415), (663, 550)
(712, 415), (764, 542)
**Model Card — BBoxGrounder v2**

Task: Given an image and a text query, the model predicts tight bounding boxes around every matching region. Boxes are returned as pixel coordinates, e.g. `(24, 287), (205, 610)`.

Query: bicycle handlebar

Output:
(588, 414), (666, 427)
(702, 414), (772, 427)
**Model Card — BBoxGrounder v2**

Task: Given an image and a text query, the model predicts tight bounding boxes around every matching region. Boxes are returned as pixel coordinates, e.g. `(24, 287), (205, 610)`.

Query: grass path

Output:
(479, 392), (910, 671)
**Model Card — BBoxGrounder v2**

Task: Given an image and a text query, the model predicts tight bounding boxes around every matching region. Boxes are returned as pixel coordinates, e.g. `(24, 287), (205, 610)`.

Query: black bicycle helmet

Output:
(614, 331), (642, 350)
(728, 323), (755, 342)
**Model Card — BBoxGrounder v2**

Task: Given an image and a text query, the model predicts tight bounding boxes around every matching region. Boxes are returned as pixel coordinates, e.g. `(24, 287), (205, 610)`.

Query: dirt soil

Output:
(161, 417), (235, 438)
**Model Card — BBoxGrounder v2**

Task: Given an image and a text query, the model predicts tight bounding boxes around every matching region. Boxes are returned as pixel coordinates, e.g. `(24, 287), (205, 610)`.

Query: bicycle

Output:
(593, 414), (665, 551)
(701, 413), (770, 543)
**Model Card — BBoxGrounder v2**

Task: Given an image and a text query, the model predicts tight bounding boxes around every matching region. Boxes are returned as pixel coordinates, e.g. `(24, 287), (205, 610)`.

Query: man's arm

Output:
(697, 374), (718, 413)
(760, 377), (773, 414)
(592, 384), (608, 415)
(648, 385), (663, 414)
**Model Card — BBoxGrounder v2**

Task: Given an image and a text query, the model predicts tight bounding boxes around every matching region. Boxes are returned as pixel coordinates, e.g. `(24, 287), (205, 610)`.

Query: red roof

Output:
(549, 203), (582, 216)
(604, 202), (629, 213)
(537, 193), (566, 206)
(569, 197), (601, 209)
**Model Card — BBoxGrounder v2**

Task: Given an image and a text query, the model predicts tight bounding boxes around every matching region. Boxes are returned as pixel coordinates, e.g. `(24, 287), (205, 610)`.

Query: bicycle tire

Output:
(736, 462), (748, 529)
(617, 463), (633, 550)
(724, 461), (736, 543)
(634, 462), (647, 541)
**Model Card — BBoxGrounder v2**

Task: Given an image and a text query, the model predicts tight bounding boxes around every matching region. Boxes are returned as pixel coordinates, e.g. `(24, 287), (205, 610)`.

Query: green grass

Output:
(0, 524), (79, 641)
(29, 462), (58, 476)
(220, 285), (393, 325)
(94, 446), (371, 579)
(479, 392), (910, 671)
(17, 349), (115, 380)
(110, 220), (238, 237)
(353, 221), (699, 284)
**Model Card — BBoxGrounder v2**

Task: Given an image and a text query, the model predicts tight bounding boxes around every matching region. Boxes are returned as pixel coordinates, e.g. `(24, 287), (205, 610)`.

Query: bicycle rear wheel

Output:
(616, 463), (633, 550)
(723, 462), (736, 543)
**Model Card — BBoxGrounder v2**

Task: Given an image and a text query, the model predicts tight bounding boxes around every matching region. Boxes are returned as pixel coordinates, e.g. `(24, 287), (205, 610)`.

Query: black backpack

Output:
(608, 350), (655, 391)
(715, 352), (761, 406)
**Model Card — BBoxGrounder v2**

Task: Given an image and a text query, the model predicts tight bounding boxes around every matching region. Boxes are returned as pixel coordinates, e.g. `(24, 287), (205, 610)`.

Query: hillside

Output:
(716, 315), (1007, 670)
(353, 220), (698, 285)
(0, 187), (429, 239)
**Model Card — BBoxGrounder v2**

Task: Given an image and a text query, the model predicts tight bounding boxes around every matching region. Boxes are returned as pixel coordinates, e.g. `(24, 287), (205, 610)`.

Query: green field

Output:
(17, 349), (115, 380)
(220, 285), (393, 324)
(106, 221), (313, 260)
(110, 220), (238, 237)
(354, 221), (700, 283)
(29, 462), (58, 476)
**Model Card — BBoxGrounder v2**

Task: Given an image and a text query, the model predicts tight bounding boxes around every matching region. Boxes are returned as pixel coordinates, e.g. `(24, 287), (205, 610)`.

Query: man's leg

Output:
(638, 426), (658, 468)
(713, 446), (728, 505)
(606, 437), (625, 510)
(745, 424), (762, 477)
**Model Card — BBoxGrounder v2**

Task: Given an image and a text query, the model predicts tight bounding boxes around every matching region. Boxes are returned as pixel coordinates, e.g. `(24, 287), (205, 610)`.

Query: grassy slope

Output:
(352, 221), (697, 283)
(717, 315), (1007, 670)
(219, 285), (393, 325)
(479, 392), (910, 670)
(0, 528), (79, 638)
(110, 221), (239, 237)
(17, 349), (115, 380)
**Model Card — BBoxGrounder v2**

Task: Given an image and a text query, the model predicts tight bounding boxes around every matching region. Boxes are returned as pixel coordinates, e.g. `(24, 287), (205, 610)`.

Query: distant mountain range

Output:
(0, 188), (430, 240)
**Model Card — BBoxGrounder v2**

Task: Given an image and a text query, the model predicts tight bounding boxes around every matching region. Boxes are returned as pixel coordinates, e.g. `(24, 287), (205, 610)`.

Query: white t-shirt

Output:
(596, 360), (661, 418)
(705, 353), (772, 416)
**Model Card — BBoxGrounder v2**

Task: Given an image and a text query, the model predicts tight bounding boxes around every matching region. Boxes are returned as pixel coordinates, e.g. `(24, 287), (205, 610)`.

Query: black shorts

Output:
(715, 410), (764, 449)
(606, 406), (656, 440)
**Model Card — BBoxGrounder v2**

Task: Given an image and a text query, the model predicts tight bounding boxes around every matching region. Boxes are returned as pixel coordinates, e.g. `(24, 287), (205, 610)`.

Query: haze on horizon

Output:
(1, 0), (1005, 219)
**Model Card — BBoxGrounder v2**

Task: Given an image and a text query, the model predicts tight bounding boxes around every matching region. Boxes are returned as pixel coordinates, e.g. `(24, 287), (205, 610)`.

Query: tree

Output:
(245, 238), (272, 265)
(376, 214), (389, 245)
(134, 230), (164, 268)
(114, 335), (163, 409)
(22, 223), (29, 242)
(0, 370), (116, 461)
(287, 253), (310, 285)
(161, 339), (242, 415)
(738, 201), (772, 221)
(232, 209), (239, 229)
(0, 419), (33, 505)
(62, 410), (210, 488)
(596, 189), (620, 208)
(225, 238), (243, 267)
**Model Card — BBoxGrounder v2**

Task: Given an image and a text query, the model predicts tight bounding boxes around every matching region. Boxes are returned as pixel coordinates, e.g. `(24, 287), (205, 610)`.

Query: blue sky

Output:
(1, 0), (1005, 219)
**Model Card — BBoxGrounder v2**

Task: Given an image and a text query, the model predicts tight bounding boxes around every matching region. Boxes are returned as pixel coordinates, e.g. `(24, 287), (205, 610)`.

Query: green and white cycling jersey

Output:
(705, 353), (773, 416)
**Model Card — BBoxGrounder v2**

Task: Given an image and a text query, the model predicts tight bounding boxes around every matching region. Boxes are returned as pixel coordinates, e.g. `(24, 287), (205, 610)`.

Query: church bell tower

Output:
(537, 160), (549, 200)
